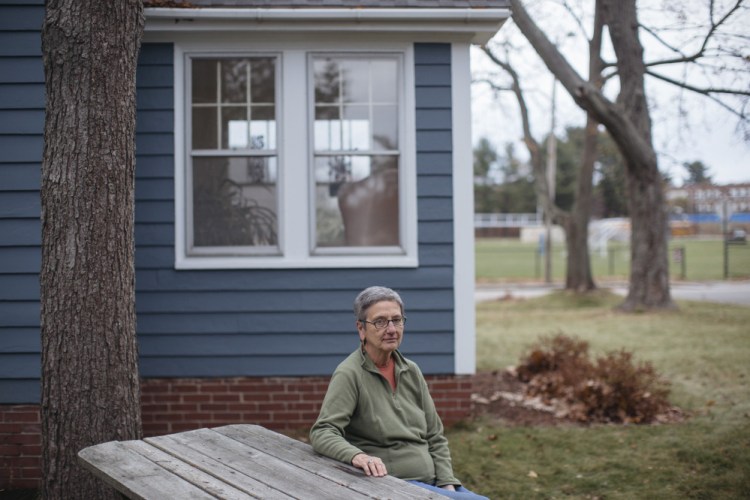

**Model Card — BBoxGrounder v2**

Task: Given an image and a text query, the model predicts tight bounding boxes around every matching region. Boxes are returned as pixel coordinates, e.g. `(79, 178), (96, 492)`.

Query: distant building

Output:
(667, 182), (750, 214)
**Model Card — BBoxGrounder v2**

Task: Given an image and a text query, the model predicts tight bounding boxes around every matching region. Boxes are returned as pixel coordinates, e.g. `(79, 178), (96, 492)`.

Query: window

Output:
(188, 57), (279, 256)
(311, 55), (401, 252)
(176, 43), (417, 269)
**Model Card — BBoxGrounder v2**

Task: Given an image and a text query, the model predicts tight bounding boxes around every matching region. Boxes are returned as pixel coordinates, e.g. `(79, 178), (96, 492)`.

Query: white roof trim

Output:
(145, 8), (510, 44)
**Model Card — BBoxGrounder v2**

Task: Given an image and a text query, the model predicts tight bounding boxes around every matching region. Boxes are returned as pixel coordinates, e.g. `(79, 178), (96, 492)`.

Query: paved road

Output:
(475, 280), (750, 307)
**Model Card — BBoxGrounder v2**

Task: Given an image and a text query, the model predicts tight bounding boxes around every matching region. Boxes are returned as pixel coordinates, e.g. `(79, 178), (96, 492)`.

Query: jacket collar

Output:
(358, 346), (408, 375)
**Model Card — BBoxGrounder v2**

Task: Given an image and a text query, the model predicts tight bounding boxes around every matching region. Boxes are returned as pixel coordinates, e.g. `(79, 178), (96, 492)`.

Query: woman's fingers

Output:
(352, 454), (387, 477)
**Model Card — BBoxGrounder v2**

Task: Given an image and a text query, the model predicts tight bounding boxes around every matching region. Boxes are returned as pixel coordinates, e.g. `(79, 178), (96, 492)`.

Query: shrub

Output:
(516, 334), (672, 424)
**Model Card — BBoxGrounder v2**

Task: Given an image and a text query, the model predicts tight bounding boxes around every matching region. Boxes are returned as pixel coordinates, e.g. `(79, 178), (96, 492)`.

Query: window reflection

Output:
(313, 55), (400, 250)
(193, 157), (278, 249)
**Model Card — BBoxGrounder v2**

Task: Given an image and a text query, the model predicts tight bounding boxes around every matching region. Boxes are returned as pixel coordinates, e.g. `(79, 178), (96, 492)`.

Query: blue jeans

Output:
(407, 480), (490, 500)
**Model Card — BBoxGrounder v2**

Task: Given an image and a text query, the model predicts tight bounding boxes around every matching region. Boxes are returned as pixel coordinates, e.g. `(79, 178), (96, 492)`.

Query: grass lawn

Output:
(447, 292), (750, 499)
(476, 237), (750, 282)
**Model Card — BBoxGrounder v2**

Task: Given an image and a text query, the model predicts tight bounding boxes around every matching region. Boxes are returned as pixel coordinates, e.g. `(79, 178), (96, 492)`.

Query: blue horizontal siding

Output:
(136, 311), (454, 336)
(0, 3), (44, 405)
(134, 267), (453, 292)
(136, 155), (175, 178)
(0, 110), (44, 133)
(416, 109), (451, 130)
(0, 354), (38, 378)
(418, 176), (453, 197)
(0, 40), (459, 404)
(0, 275), (38, 300)
(0, 6), (44, 31)
(137, 110), (174, 133)
(0, 136), (43, 162)
(418, 244), (453, 266)
(0, 164), (41, 190)
(136, 178), (174, 200)
(0, 220), (40, 246)
(417, 152), (453, 175)
(0, 31), (41, 56)
(0, 57), (44, 83)
(414, 65), (451, 86)
(0, 248), (39, 273)
(0, 380), (38, 404)
(417, 130), (453, 152)
(140, 332), (453, 357)
(135, 224), (174, 246)
(135, 289), (453, 314)
(140, 353), (453, 378)
(0, 329), (39, 352)
(135, 200), (174, 223)
(0, 302), (39, 328)
(418, 198), (454, 221)
(0, 191), (39, 218)
(415, 87), (452, 108)
(0, 83), (45, 108)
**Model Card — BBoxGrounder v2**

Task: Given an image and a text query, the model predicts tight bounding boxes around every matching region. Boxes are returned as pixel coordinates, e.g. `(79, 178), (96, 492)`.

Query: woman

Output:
(310, 286), (489, 499)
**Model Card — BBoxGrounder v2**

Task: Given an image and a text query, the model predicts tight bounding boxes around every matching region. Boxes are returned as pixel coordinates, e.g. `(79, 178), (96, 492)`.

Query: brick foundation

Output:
(0, 374), (474, 490)
(0, 405), (41, 489)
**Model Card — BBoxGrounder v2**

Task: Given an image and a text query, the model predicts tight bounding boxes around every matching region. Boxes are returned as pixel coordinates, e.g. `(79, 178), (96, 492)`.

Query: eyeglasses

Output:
(361, 317), (406, 330)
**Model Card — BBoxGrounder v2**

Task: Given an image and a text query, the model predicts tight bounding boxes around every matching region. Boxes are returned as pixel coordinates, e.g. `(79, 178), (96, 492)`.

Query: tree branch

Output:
(642, 0), (743, 68)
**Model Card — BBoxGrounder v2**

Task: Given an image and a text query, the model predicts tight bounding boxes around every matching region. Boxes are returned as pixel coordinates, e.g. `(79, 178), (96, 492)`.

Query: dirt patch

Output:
(471, 369), (569, 426)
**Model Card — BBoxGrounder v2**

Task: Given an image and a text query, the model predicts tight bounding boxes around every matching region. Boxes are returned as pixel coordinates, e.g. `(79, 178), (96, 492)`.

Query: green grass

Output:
(476, 237), (750, 282)
(447, 292), (750, 499)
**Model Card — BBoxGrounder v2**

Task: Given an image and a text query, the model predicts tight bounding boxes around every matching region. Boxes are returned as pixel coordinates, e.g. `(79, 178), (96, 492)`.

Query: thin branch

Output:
(646, 69), (750, 97)
(642, 0), (743, 68)
(646, 70), (748, 120)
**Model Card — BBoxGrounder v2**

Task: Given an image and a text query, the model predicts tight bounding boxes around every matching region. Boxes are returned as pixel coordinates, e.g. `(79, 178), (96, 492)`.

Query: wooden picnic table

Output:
(78, 424), (441, 499)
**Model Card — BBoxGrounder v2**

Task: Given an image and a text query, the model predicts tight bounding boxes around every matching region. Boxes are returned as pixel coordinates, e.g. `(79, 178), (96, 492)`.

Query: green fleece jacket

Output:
(309, 348), (460, 487)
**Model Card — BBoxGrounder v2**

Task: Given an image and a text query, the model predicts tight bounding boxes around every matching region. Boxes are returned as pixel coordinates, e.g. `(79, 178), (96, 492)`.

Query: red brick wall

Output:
(0, 374), (474, 490)
(0, 405), (41, 489)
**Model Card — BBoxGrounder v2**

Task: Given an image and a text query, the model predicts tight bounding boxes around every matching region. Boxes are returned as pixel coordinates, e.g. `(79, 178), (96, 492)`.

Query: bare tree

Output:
(41, 0), (144, 497)
(494, 0), (748, 310)
(481, 2), (605, 291)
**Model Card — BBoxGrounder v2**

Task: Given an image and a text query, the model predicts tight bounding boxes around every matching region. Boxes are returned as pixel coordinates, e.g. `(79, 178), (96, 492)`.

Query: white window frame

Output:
(173, 38), (418, 269)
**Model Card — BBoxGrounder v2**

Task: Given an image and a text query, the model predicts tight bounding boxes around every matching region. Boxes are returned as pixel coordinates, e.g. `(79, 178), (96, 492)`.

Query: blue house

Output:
(0, 0), (509, 487)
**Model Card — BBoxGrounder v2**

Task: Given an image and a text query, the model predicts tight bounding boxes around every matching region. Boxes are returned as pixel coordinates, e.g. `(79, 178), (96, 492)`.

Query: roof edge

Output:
(144, 7), (510, 44)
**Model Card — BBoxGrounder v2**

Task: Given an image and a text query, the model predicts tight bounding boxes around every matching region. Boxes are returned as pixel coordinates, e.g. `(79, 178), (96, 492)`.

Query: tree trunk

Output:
(601, 0), (674, 310)
(509, 0), (674, 309)
(564, 2), (604, 292)
(40, 1), (144, 498)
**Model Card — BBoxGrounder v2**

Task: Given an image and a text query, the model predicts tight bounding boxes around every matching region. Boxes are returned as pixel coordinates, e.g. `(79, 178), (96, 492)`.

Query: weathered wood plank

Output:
(124, 440), (255, 500)
(78, 441), (218, 500)
(215, 425), (440, 500)
(143, 433), (292, 500)
(148, 428), (365, 500)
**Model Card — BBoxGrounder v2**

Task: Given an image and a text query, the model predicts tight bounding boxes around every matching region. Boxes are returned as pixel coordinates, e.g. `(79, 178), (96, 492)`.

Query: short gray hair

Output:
(354, 286), (404, 321)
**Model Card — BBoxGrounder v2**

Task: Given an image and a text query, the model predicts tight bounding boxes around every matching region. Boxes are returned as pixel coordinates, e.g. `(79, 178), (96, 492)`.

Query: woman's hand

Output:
(352, 453), (388, 477)
(441, 485), (456, 491)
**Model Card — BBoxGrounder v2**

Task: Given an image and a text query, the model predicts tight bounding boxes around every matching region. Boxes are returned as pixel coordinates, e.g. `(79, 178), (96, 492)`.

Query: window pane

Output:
(250, 105), (276, 150)
(314, 59), (340, 104)
(315, 155), (399, 247)
(372, 104), (398, 150)
(221, 59), (248, 103)
(222, 106), (247, 149)
(342, 105), (370, 151)
(251, 58), (276, 103)
(339, 60), (369, 103)
(372, 59), (397, 103)
(192, 56), (277, 155)
(192, 59), (217, 104)
(192, 107), (218, 149)
(192, 156), (278, 248)
(314, 106), (340, 151)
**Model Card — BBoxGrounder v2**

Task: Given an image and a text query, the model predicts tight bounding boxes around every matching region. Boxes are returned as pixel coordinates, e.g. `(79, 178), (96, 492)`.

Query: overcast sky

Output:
(470, 0), (749, 187)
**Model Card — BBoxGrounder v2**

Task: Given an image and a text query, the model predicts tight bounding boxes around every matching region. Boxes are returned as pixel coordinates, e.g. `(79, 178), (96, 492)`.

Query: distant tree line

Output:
(474, 126), (629, 218)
